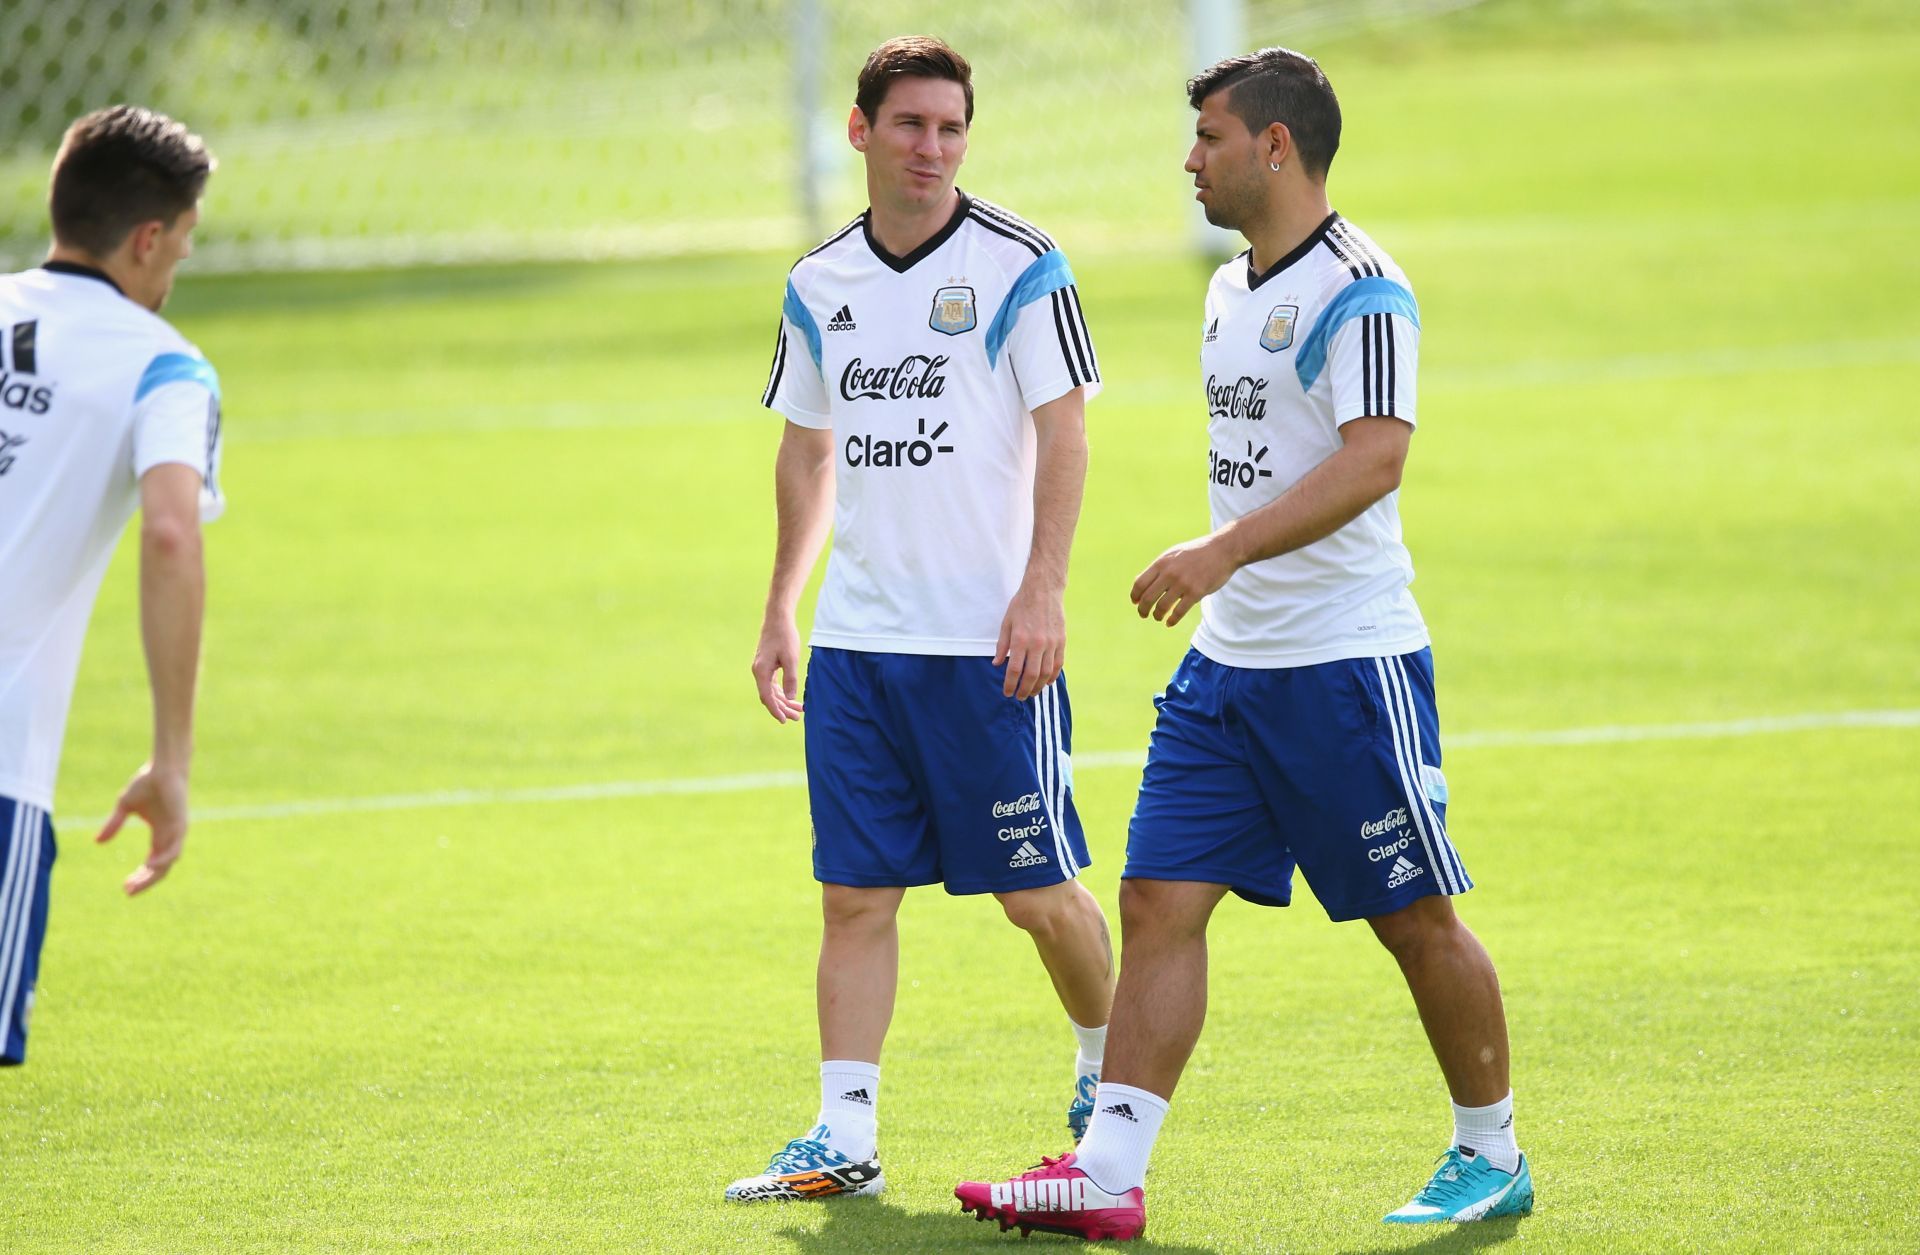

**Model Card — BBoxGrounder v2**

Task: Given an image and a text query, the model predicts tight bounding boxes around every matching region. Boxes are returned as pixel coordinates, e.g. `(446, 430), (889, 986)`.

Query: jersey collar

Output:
(42, 259), (125, 296)
(862, 190), (972, 273)
(1246, 212), (1340, 291)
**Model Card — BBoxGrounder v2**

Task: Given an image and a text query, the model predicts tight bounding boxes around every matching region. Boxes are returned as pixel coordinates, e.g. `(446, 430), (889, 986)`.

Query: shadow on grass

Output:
(1333, 1215), (1528, 1255)
(772, 1194), (1225, 1253)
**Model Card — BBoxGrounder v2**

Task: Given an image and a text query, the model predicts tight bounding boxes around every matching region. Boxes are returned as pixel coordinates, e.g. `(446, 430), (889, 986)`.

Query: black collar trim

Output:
(1247, 212), (1340, 291)
(42, 259), (125, 296)
(863, 190), (972, 273)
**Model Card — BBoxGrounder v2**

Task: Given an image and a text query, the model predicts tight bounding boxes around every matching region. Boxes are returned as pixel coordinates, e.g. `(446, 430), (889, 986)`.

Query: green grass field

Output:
(4, 8), (1919, 1252)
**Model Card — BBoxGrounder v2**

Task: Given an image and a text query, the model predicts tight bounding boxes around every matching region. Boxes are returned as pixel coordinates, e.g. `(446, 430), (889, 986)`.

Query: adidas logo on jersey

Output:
(826, 304), (857, 331)
(1387, 855), (1425, 889)
(1008, 839), (1049, 869)
(1100, 1102), (1139, 1123)
(1203, 317), (1219, 343)
(1209, 441), (1273, 489)
(1, 321), (54, 416)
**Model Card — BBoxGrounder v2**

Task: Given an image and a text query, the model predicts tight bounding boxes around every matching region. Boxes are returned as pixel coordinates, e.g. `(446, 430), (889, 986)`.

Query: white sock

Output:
(1070, 1082), (1167, 1193)
(1452, 1092), (1519, 1174)
(814, 1060), (880, 1160)
(1071, 1018), (1107, 1083)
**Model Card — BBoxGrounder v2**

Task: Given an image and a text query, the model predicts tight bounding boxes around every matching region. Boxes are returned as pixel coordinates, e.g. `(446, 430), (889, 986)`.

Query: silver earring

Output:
(1269, 162), (1281, 172)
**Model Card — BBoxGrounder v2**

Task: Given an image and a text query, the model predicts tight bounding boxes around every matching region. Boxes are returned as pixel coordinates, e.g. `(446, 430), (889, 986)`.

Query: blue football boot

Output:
(1384, 1147), (1533, 1223)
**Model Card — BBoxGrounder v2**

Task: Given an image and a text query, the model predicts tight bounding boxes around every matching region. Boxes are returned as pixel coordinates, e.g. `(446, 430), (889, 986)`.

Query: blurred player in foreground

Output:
(0, 106), (223, 1065)
(731, 36), (1112, 1202)
(958, 48), (1530, 1239)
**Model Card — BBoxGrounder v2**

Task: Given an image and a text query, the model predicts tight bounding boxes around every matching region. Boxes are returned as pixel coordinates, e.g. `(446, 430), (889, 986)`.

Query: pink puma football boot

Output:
(955, 1152), (1146, 1242)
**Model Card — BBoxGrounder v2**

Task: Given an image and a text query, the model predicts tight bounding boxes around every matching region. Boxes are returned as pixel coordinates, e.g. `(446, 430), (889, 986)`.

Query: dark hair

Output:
(49, 105), (214, 256)
(856, 35), (974, 125)
(1187, 47), (1340, 177)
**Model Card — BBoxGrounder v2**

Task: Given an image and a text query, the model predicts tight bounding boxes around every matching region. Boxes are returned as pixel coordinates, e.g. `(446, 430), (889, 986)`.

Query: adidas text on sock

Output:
(1071, 1082), (1168, 1194)
(817, 1060), (880, 1159)
(1451, 1091), (1518, 1173)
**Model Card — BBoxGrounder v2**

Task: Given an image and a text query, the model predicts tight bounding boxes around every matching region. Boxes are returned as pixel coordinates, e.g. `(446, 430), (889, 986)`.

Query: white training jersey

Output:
(762, 191), (1099, 655)
(1190, 214), (1429, 669)
(0, 264), (223, 810)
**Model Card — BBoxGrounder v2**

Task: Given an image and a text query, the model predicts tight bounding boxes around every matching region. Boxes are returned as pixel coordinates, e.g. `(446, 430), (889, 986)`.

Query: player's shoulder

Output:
(1209, 249), (1252, 294)
(1312, 215), (1413, 297)
(958, 195), (1065, 276)
(786, 212), (867, 287)
(5, 268), (204, 365)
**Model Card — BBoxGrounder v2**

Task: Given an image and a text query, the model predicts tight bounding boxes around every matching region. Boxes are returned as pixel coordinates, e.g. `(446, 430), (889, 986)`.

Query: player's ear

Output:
(1264, 122), (1294, 171)
(848, 105), (870, 152)
(126, 219), (166, 265)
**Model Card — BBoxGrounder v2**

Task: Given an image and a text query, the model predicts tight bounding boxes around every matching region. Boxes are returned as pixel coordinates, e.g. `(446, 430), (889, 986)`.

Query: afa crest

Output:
(930, 285), (977, 336)
(1259, 304), (1299, 353)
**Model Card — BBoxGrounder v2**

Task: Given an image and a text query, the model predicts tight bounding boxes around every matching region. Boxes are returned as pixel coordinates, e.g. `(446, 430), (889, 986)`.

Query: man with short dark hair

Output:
(0, 105), (223, 1065)
(957, 48), (1531, 1239)
(728, 35), (1113, 1204)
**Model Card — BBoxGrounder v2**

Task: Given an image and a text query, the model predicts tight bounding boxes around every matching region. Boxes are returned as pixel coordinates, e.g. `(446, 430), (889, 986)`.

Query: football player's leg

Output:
(1022, 653), (1286, 1197)
(727, 650), (929, 1203)
(1241, 648), (1527, 1220)
(994, 880), (1111, 1044)
(1369, 896), (1509, 1115)
(894, 659), (1109, 1137)
(994, 877), (1112, 1140)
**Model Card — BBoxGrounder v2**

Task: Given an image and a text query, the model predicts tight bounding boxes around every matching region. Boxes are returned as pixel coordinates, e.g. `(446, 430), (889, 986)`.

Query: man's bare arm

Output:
(1132, 416), (1410, 627)
(751, 421), (836, 723)
(95, 462), (204, 896)
(997, 387), (1089, 699)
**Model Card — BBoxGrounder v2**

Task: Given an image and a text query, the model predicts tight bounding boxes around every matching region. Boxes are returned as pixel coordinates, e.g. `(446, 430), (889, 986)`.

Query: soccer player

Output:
(728, 36), (1113, 1203)
(957, 49), (1531, 1238)
(0, 106), (222, 1066)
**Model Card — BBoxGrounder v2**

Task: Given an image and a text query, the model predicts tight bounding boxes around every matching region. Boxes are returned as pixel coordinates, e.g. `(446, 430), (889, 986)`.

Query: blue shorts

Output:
(1, 796), (56, 1065)
(1125, 648), (1469, 922)
(803, 647), (1090, 895)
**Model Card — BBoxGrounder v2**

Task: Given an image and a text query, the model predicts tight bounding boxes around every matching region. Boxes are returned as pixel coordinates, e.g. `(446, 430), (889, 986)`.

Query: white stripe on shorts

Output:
(1391, 657), (1471, 891)
(1032, 692), (1069, 875)
(0, 803), (39, 1048)
(1374, 659), (1457, 894)
(1047, 684), (1078, 876)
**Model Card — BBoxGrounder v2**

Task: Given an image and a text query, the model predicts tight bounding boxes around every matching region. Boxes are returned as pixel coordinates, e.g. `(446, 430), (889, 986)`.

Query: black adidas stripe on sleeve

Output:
(1063, 284), (1098, 383)
(761, 320), (788, 407)
(1048, 290), (1083, 388)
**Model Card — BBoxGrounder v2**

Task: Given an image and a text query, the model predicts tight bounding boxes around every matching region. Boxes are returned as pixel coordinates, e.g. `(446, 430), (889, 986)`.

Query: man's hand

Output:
(95, 762), (189, 896)
(996, 581), (1066, 700)
(752, 616), (807, 723)
(1131, 535), (1239, 628)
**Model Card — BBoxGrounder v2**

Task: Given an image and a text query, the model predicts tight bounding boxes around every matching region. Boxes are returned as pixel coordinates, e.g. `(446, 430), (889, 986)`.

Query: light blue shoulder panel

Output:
(783, 280), (824, 374)
(1294, 277), (1420, 391)
(134, 352), (221, 403)
(985, 249), (1075, 369)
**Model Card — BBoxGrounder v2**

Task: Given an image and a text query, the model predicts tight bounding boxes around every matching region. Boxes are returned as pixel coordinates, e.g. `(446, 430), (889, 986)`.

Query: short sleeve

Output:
(1328, 311), (1418, 426)
(761, 279), (831, 428)
(1297, 276), (1420, 427)
(131, 351), (224, 522)
(988, 249), (1101, 411)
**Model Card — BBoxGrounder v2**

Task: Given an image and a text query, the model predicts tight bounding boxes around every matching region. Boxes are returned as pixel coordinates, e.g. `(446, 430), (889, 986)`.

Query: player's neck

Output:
(1242, 189), (1335, 276)
(866, 187), (962, 260)
(45, 244), (137, 301)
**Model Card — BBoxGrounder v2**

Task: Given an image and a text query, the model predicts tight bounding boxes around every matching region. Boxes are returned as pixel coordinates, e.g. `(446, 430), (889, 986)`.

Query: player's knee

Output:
(1368, 894), (1459, 962)
(995, 883), (1075, 936)
(820, 885), (900, 934)
(1117, 878), (1207, 943)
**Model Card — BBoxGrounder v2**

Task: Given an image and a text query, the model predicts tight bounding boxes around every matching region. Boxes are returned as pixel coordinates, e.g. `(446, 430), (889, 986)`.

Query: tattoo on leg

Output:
(1098, 913), (1114, 978)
